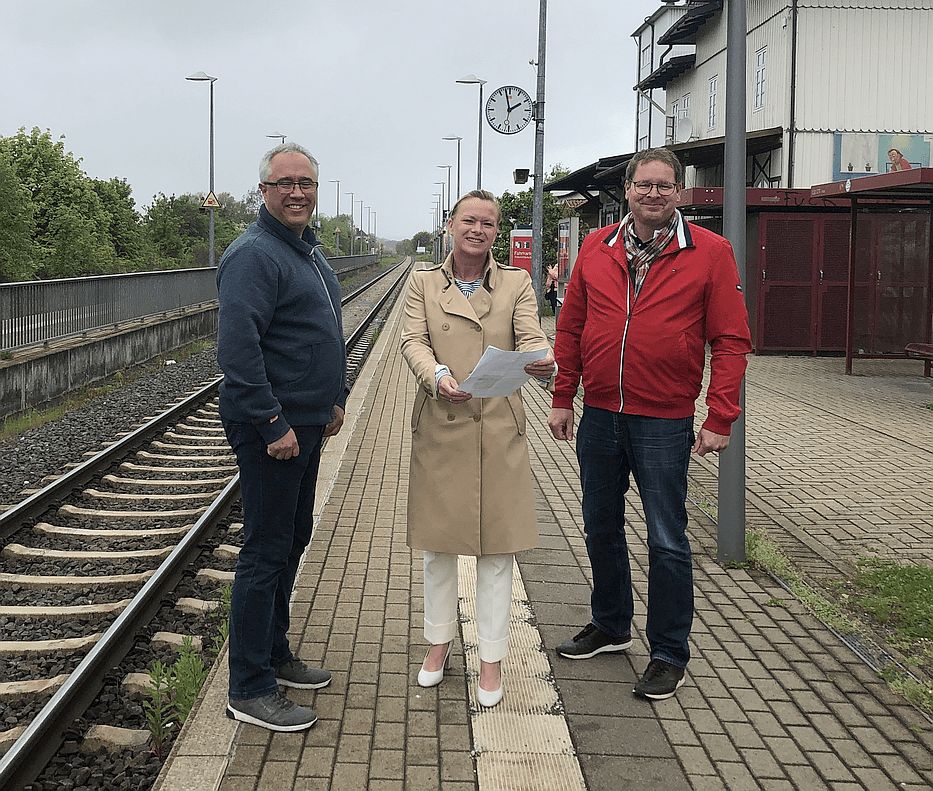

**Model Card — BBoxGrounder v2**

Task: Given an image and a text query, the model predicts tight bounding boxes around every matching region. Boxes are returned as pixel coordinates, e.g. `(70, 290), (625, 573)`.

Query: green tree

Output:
(142, 192), (243, 268)
(0, 128), (116, 277)
(410, 230), (432, 251)
(0, 153), (39, 282)
(91, 177), (148, 266)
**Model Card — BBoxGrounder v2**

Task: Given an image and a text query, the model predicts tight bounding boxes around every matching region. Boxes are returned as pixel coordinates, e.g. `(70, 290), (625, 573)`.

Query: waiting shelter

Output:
(811, 168), (933, 376)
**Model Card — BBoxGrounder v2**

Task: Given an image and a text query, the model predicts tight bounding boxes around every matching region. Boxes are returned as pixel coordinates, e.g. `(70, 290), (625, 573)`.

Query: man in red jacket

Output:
(547, 148), (751, 700)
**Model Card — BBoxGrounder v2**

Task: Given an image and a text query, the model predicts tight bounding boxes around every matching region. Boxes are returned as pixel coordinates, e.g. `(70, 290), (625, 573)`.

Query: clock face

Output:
(485, 86), (533, 135)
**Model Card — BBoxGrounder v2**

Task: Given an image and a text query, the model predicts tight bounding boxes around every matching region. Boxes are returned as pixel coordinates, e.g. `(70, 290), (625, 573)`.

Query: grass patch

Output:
(746, 529), (933, 714)
(745, 528), (851, 633)
(851, 559), (933, 643)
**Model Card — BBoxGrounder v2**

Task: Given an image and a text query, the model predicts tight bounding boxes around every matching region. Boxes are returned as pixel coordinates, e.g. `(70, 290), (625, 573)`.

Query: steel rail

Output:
(0, 256), (413, 789)
(0, 376), (223, 541)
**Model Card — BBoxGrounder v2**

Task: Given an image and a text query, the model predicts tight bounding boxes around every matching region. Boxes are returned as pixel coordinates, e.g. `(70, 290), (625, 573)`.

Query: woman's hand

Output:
(524, 351), (555, 379)
(438, 375), (472, 403)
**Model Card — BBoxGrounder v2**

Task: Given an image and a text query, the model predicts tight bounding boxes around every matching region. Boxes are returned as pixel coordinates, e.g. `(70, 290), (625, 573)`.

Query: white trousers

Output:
(422, 551), (513, 663)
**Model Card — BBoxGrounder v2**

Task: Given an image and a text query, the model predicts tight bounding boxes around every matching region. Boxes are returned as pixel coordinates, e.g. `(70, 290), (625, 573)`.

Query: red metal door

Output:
(757, 214), (818, 351)
(816, 216), (851, 350)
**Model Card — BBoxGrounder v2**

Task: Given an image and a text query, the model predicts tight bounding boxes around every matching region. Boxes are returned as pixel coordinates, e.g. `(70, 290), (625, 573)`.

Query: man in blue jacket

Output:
(217, 142), (348, 731)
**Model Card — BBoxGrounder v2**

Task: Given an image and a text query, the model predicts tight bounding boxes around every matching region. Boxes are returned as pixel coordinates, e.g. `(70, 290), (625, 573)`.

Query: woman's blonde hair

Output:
(448, 189), (501, 224)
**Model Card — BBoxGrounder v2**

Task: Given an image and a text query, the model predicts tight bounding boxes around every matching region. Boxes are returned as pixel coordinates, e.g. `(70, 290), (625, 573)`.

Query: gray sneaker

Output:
(226, 690), (318, 732)
(275, 659), (332, 690)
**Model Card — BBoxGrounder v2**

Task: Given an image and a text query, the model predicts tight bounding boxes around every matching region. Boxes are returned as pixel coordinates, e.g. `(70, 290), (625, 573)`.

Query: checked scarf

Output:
(621, 210), (679, 299)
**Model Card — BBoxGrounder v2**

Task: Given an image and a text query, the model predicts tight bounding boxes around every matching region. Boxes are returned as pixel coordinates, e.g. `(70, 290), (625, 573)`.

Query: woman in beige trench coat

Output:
(401, 190), (554, 707)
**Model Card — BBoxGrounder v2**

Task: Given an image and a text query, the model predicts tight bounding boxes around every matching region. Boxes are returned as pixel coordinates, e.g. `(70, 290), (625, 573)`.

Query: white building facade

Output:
(637, 0), (933, 188)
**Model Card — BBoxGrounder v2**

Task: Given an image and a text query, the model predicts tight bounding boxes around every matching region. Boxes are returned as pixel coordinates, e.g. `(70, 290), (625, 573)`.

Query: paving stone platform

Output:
(155, 276), (933, 791)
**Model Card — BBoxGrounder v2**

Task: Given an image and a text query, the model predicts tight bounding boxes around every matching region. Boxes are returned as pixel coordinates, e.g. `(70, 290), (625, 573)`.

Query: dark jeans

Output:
(223, 421), (324, 699)
(576, 406), (694, 668)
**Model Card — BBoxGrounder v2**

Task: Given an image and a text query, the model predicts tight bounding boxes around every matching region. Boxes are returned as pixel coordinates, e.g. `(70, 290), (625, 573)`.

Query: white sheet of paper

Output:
(458, 346), (548, 398)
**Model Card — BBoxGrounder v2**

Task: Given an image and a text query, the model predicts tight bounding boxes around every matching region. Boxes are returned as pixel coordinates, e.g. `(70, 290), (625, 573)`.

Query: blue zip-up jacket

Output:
(216, 205), (348, 444)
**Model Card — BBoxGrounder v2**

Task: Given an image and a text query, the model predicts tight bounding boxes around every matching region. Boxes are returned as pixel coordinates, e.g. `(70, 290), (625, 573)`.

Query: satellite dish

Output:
(674, 116), (693, 143)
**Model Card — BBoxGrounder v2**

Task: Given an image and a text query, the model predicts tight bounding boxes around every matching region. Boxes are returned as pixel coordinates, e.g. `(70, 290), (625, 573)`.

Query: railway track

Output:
(0, 258), (411, 790)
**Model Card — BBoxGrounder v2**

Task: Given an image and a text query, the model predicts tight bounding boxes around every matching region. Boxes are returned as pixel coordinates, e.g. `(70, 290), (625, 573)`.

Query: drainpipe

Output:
(786, 0), (799, 187)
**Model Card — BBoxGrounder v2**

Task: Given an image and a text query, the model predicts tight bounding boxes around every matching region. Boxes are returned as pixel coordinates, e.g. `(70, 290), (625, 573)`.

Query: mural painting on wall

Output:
(833, 132), (932, 181)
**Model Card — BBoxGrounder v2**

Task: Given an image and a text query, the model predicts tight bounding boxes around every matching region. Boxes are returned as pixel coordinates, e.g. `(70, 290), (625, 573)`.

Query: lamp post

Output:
(434, 181), (446, 222)
(433, 192), (443, 262)
(356, 200), (364, 256)
(437, 165), (452, 215)
(345, 192), (355, 254)
(363, 206), (370, 253)
(265, 133), (286, 144)
(329, 179), (340, 254)
(442, 136), (462, 200)
(186, 71), (217, 267)
(456, 75), (486, 189)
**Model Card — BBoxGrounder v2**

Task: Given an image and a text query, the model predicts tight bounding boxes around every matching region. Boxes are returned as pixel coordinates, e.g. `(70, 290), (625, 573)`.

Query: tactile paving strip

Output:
(457, 555), (586, 790)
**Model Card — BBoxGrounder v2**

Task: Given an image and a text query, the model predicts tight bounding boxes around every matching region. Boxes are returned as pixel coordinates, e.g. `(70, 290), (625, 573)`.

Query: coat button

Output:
(474, 325), (481, 332)
(472, 414), (481, 422)
(442, 323), (450, 330)
(447, 414), (455, 421)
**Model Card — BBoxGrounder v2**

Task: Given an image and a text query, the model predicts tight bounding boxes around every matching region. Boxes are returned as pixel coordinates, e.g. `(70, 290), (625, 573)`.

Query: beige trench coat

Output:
(401, 254), (551, 556)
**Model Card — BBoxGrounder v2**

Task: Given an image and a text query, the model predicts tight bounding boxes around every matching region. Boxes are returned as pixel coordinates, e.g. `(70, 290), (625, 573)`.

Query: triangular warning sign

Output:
(202, 191), (221, 209)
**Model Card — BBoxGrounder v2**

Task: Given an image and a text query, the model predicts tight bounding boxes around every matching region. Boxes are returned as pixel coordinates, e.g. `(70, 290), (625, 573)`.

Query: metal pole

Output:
(330, 180), (340, 254)
(530, 0), (547, 312)
(455, 139), (461, 199)
(477, 83), (484, 189)
(717, 0), (747, 564)
(208, 80), (216, 268)
(346, 192), (354, 254)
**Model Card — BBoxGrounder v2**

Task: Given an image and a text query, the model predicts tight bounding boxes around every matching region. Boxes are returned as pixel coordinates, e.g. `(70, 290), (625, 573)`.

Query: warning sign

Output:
(202, 191), (221, 209)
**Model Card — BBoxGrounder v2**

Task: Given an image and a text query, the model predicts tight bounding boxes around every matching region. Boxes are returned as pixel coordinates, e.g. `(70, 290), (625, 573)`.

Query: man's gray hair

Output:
(624, 147), (684, 185)
(259, 142), (319, 182)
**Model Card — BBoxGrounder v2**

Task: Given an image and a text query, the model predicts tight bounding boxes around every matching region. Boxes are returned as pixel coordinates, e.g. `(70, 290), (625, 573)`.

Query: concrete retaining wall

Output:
(0, 306), (217, 421)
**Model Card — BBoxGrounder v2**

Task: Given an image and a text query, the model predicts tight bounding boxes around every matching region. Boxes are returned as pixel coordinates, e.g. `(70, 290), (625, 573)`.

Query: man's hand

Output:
(548, 407), (575, 441)
(438, 375), (473, 403)
(524, 351), (556, 379)
(692, 428), (730, 456)
(324, 405), (345, 438)
(267, 428), (299, 460)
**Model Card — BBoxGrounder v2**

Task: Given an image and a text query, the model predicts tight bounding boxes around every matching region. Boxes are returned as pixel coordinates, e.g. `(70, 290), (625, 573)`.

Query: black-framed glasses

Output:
(629, 180), (677, 196)
(262, 178), (319, 193)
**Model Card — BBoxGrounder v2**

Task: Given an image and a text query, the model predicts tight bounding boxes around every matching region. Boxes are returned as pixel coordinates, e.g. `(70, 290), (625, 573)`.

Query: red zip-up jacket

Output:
(552, 214), (752, 435)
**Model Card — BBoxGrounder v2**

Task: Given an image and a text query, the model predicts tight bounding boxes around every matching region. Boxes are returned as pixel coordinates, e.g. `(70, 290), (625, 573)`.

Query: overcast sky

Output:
(3, 1), (660, 241)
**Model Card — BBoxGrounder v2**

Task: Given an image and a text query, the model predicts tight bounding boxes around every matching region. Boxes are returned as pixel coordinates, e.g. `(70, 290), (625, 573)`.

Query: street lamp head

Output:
(456, 74), (486, 85)
(442, 136), (463, 142)
(186, 71), (217, 82)
(266, 134), (287, 144)
(437, 164), (452, 169)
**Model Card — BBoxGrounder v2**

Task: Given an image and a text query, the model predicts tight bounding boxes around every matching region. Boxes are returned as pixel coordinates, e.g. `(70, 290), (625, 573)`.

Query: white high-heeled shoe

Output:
(477, 661), (503, 707)
(417, 643), (452, 688)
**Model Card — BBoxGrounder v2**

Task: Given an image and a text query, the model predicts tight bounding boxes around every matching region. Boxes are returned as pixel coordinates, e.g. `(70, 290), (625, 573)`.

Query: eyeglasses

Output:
(629, 180), (677, 196)
(262, 178), (319, 193)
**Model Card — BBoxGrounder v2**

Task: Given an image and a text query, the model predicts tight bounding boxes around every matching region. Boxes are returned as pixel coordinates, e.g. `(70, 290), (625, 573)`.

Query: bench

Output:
(905, 342), (933, 377)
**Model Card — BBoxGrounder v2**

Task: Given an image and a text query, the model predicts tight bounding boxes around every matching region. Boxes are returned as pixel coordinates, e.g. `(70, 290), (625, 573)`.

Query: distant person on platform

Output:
(545, 262), (559, 317)
(217, 142), (347, 732)
(888, 148), (913, 172)
(548, 147), (751, 700)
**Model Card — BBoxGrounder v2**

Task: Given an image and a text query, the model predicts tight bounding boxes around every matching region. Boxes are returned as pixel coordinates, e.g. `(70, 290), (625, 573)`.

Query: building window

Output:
(754, 47), (767, 110)
(640, 40), (651, 72)
(639, 91), (650, 113)
(638, 134), (649, 151)
(681, 93), (690, 118)
(707, 76), (717, 129)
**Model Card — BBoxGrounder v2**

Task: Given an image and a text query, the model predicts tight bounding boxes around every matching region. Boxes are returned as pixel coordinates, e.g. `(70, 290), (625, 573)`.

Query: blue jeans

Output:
(223, 421), (324, 699)
(576, 406), (694, 668)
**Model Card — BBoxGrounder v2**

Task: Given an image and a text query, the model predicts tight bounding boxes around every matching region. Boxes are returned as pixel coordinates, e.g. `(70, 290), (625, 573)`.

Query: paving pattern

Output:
(155, 293), (933, 791)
